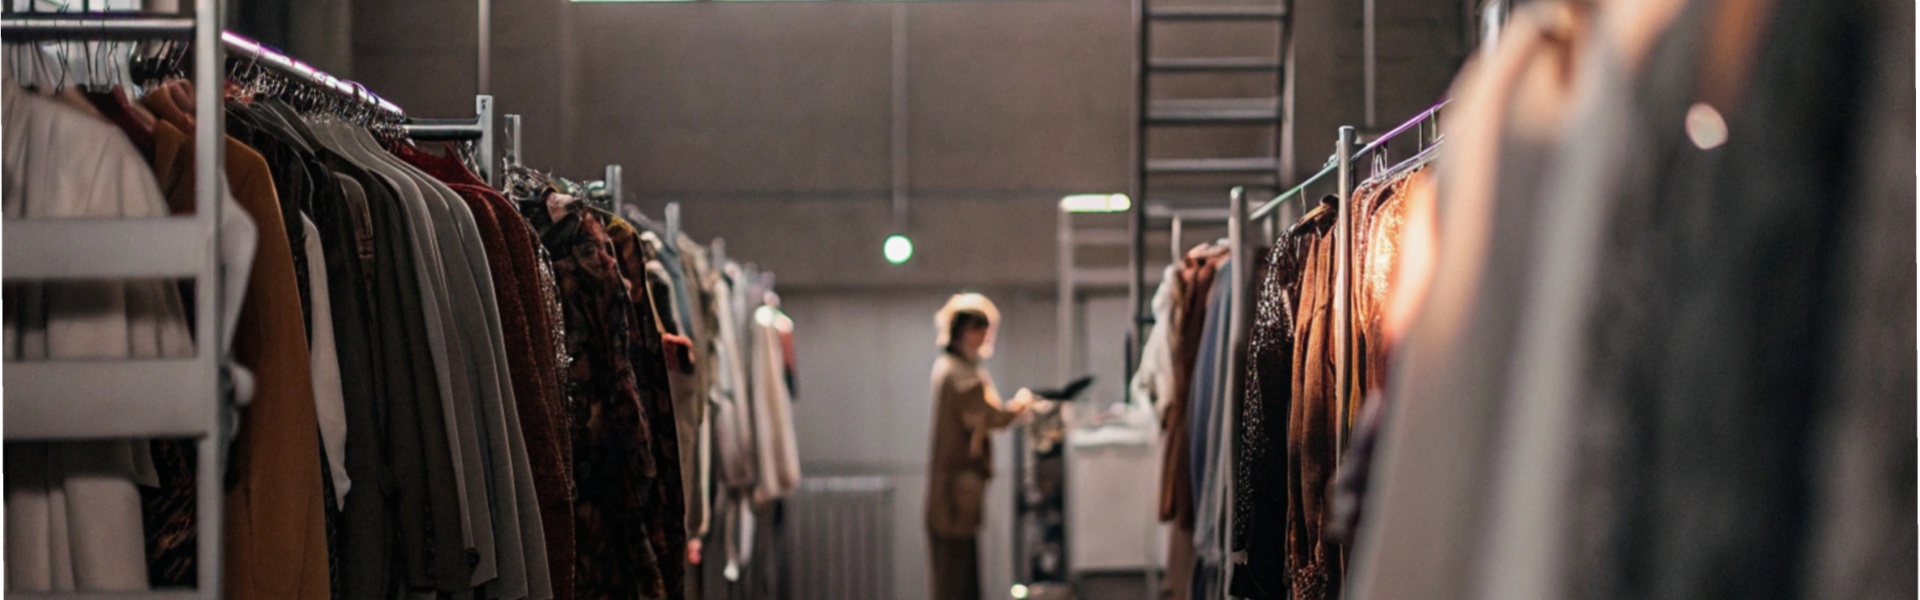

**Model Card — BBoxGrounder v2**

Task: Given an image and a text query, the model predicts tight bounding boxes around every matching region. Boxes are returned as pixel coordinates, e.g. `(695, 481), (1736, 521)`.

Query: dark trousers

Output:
(928, 534), (981, 600)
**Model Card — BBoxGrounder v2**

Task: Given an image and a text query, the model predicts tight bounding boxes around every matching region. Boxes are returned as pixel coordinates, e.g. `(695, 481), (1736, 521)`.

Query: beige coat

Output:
(923, 354), (1019, 539)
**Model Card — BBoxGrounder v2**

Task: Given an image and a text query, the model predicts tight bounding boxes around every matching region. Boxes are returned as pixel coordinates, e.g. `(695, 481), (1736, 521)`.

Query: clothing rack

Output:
(1123, 106), (1440, 594)
(1233, 103), (1445, 459)
(226, 29), (499, 186)
(3, 12), (504, 598)
(398, 95), (497, 186)
(606, 164), (625, 215)
(1129, 193), (1250, 598)
(2, 6), (228, 600)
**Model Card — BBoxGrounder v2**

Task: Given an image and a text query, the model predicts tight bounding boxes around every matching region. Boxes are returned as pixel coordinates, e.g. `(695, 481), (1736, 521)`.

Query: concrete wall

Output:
(785, 288), (1059, 599)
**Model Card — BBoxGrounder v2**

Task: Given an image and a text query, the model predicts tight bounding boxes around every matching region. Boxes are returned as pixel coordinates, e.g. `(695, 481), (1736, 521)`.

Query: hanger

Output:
(1286, 194), (1338, 238)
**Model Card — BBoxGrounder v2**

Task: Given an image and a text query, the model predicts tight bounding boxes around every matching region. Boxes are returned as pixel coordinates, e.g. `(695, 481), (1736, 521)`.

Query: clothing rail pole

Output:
(1350, 100), (1449, 164)
(477, 0), (490, 94)
(1222, 185), (1248, 593)
(0, 15), (195, 39)
(607, 164), (624, 215)
(193, 0), (228, 597)
(1332, 125), (1355, 463)
(1481, 0), (1509, 57)
(666, 201), (682, 241)
(478, 96), (496, 187)
(394, 96), (495, 185)
(221, 30), (404, 117)
(503, 114), (522, 172)
(1251, 159), (1335, 221)
(1362, 0), (1377, 129)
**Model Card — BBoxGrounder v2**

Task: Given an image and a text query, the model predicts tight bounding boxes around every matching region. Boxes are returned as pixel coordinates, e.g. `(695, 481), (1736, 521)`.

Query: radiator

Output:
(789, 476), (895, 600)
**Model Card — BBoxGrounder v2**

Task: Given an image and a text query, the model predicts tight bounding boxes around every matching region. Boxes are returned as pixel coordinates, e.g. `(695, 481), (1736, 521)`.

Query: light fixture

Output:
(1059, 193), (1132, 213)
(1010, 583), (1030, 599)
(1685, 102), (1728, 150)
(884, 234), (914, 265)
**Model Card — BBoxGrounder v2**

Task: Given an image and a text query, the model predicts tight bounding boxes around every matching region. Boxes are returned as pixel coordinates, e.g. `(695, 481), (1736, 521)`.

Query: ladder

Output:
(1129, 0), (1289, 348)
(1, 3), (228, 599)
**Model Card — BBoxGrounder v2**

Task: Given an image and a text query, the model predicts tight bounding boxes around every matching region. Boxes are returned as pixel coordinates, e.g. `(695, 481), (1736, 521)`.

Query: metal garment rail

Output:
(222, 31), (498, 185)
(605, 164), (624, 215)
(400, 96), (497, 187)
(1241, 102), (1447, 457)
(2, 7), (228, 600)
(221, 30), (403, 116)
(1221, 187), (1248, 595)
(228, 31), (496, 186)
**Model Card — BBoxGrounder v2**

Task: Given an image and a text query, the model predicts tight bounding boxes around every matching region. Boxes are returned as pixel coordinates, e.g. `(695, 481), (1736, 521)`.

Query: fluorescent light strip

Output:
(1059, 193), (1131, 213)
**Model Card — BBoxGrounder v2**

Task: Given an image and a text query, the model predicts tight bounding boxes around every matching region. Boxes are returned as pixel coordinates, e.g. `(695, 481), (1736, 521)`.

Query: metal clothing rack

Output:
(1234, 103), (1445, 457)
(2, 6), (227, 600)
(1144, 202), (1241, 600)
(2, 10), (502, 598)
(1157, 192), (1251, 599)
(605, 164), (624, 215)
(400, 95), (497, 187)
(1097, 106), (1437, 598)
(221, 30), (499, 184)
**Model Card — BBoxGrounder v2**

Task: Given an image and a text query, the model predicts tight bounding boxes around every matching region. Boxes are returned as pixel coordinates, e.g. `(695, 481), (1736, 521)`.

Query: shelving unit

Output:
(1, 4), (229, 599)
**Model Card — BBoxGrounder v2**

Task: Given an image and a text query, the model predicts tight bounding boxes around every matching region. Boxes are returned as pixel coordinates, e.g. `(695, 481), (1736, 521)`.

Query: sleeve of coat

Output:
(960, 372), (1019, 458)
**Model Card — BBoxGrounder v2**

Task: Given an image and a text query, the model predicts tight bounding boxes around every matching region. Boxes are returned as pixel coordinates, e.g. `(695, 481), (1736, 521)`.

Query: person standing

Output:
(924, 293), (1032, 600)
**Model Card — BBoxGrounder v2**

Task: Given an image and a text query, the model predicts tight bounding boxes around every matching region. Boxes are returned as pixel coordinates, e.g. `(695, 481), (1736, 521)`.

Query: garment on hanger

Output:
(3, 79), (210, 594)
(1342, 3), (1598, 598)
(1130, 264), (1180, 418)
(403, 143), (573, 600)
(748, 302), (801, 505)
(140, 84), (333, 600)
(525, 205), (671, 600)
(605, 214), (690, 600)
(1187, 257), (1233, 569)
(1160, 243), (1229, 531)
(1229, 233), (1306, 600)
(1345, 2), (1916, 600)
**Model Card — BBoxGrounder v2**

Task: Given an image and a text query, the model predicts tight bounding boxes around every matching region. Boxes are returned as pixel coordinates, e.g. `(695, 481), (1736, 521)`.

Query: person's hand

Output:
(1009, 388), (1035, 414)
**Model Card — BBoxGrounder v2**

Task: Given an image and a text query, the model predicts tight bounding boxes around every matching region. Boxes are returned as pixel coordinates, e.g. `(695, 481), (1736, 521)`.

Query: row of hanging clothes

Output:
(1212, 0), (1915, 599)
(596, 199), (806, 600)
(1127, 145), (1435, 600)
(1, 31), (804, 600)
(1129, 234), (1233, 600)
(1227, 156), (1434, 600)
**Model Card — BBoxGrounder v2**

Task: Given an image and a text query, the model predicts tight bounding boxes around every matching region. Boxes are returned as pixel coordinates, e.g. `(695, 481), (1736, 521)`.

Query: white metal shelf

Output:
(3, 219), (213, 280)
(1, 5), (228, 599)
(5, 360), (218, 440)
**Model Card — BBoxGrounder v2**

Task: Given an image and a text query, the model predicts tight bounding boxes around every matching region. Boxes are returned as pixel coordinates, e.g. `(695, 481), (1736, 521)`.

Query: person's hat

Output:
(935, 292), (1001, 358)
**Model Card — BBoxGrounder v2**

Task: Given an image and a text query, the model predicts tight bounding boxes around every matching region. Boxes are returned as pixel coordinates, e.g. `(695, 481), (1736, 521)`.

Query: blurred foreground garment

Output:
(1348, 0), (1916, 599)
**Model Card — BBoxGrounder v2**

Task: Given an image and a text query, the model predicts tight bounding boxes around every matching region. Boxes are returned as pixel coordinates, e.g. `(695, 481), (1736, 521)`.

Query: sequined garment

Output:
(1231, 233), (1307, 600)
(531, 207), (668, 600)
(602, 214), (687, 600)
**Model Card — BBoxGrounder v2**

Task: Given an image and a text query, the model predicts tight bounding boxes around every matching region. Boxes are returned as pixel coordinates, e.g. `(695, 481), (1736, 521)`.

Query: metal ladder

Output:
(1129, 0), (1289, 368)
(1135, 1), (1289, 178)
(2, 3), (228, 599)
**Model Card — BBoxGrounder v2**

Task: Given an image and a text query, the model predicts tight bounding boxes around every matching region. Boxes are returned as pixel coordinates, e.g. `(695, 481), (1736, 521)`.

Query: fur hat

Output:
(935, 292), (1001, 358)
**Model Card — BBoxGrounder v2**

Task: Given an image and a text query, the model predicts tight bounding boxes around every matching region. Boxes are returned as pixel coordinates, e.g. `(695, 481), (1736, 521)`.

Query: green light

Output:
(1011, 584), (1030, 599)
(884, 234), (914, 265)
